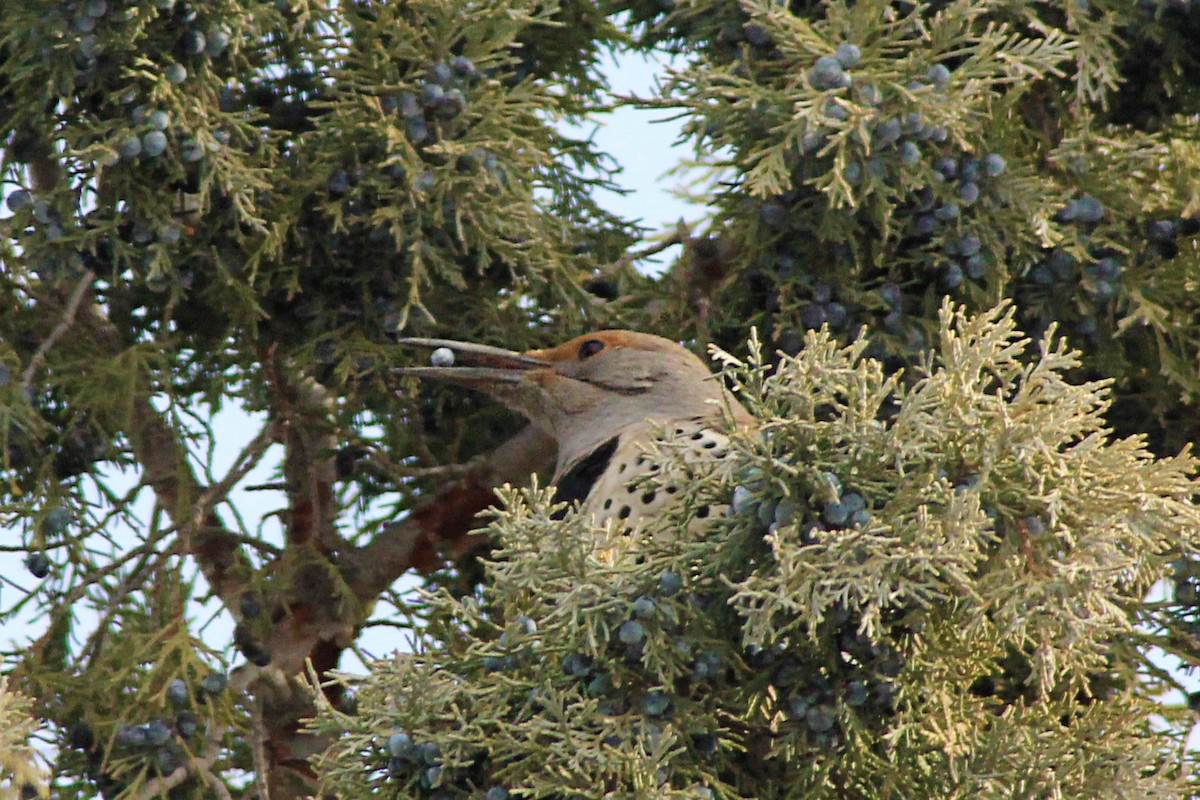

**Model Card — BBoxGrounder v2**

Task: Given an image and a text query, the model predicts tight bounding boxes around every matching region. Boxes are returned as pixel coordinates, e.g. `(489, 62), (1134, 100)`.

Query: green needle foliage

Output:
(1, 677), (48, 800)
(611, 0), (1200, 455)
(5, 0), (1200, 798)
(2, 1), (630, 797)
(313, 303), (1200, 799)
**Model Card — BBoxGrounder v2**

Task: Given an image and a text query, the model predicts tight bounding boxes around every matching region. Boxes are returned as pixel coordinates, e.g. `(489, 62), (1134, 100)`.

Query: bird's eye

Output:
(578, 339), (605, 359)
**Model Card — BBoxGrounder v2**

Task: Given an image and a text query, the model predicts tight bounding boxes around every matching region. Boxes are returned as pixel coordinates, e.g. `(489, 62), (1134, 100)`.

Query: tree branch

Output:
(194, 421), (279, 525)
(73, 304), (258, 610)
(344, 423), (557, 605)
(275, 372), (341, 553)
(601, 226), (685, 277)
(22, 269), (95, 389)
(127, 395), (255, 606)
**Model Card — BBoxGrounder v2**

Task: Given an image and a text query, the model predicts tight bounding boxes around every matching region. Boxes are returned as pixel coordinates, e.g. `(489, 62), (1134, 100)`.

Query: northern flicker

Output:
(397, 331), (751, 529)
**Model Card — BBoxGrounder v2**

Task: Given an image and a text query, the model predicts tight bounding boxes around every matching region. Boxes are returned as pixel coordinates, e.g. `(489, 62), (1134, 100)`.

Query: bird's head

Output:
(397, 330), (747, 473)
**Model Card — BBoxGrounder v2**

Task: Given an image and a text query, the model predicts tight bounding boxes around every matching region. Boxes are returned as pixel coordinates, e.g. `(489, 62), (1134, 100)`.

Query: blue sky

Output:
(587, 50), (696, 229)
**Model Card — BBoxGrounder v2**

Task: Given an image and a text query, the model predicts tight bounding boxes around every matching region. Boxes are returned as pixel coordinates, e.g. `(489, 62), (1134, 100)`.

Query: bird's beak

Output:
(393, 337), (552, 389)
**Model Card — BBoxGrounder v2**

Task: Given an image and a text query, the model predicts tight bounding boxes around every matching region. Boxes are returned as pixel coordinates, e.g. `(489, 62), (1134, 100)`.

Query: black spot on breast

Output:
(690, 432), (705, 441)
(618, 506), (632, 520)
(696, 505), (711, 519)
(553, 437), (619, 515)
(702, 440), (718, 449)
(627, 483), (638, 494)
(666, 486), (678, 494)
(641, 491), (657, 505)
(603, 498), (613, 510)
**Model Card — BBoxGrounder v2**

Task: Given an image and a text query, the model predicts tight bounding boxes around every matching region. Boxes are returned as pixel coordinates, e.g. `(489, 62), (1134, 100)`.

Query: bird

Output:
(396, 330), (752, 531)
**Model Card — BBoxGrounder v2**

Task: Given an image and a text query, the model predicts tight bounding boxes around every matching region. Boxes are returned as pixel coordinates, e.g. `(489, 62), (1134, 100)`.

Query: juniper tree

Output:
(4, 1), (1200, 799)
(315, 303), (1200, 799)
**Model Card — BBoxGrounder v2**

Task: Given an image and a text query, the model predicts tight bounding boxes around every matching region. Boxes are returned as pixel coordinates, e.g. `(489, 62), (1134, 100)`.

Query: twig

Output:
(133, 704), (231, 800)
(1016, 517), (1049, 576)
(357, 449), (472, 483)
(81, 540), (180, 664)
(135, 762), (192, 799)
(22, 269), (95, 388)
(249, 693), (272, 800)
(194, 422), (279, 526)
(198, 767), (235, 800)
(342, 424), (557, 603)
(58, 527), (176, 609)
(245, 482), (290, 492)
(602, 227), (686, 276)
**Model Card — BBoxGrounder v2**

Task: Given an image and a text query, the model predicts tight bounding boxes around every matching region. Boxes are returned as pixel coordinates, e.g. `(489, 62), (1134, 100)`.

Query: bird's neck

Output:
(552, 412), (740, 482)
(552, 421), (647, 483)
(548, 390), (751, 482)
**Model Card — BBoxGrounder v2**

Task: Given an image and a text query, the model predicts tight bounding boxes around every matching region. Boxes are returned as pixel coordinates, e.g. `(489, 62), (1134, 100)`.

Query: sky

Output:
(572, 49), (698, 263)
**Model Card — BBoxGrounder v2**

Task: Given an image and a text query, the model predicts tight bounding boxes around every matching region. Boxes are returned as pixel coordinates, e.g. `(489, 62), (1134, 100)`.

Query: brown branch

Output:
(356, 448), (473, 484)
(127, 395), (254, 605)
(22, 269), (95, 388)
(250, 692), (273, 800)
(68, 304), (257, 611)
(602, 226), (686, 277)
(133, 684), (229, 800)
(194, 421), (279, 524)
(271, 352), (342, 554)
(198, 767), (235, 800)
(343, 424), (557, 605)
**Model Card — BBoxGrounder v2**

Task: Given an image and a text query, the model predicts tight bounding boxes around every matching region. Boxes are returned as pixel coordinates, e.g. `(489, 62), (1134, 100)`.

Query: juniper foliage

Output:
(5, 0), (1200, 798)
(611, 0), (1200, 455)
(1, 0), (628, 797)
(0, 678), (48, 800)
(314, 303), (1200, 799)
